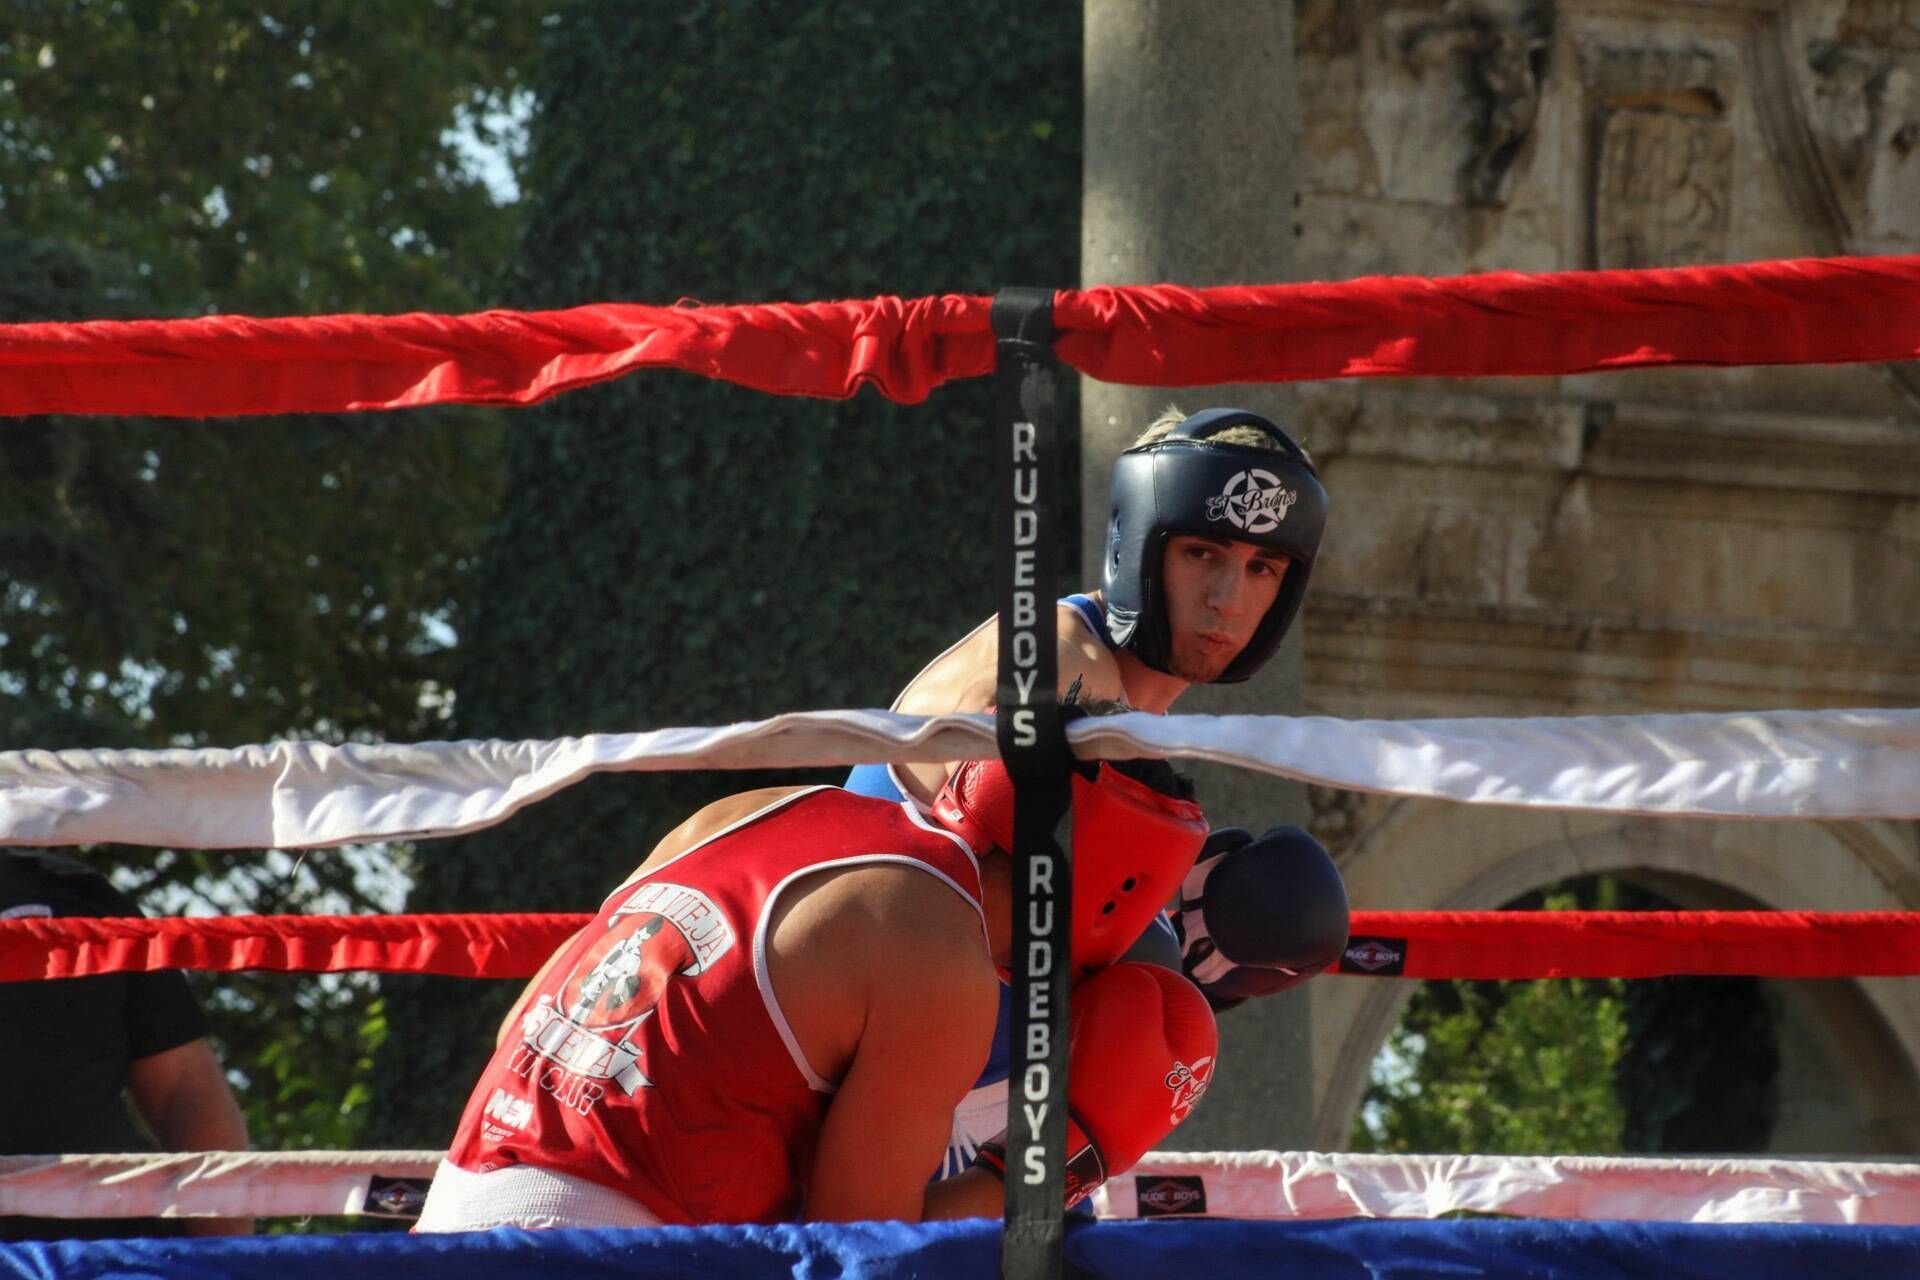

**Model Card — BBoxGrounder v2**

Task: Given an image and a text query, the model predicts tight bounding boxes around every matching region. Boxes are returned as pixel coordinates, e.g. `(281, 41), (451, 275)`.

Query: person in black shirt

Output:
(0, 849), (251, 1239)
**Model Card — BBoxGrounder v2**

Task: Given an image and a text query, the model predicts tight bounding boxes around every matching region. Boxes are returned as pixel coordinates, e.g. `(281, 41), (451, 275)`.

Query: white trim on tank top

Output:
(627, 785), (833, 881)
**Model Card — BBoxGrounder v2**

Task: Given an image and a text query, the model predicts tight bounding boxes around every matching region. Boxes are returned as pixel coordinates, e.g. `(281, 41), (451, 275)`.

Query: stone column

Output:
(1083, 1), (1311, 1151)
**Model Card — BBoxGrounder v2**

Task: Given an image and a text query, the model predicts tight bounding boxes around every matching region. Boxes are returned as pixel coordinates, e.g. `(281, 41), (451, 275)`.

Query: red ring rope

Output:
(2, 254), (1917, 417)
(4, 910), (1916, 981)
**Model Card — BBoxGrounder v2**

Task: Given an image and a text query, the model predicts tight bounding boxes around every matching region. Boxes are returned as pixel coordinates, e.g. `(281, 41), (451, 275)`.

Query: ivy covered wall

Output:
(373, 0), (1083, 1144)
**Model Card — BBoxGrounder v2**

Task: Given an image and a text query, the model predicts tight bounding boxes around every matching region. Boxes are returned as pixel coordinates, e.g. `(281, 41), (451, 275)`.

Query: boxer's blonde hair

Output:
(1131, 404), (1312, 462)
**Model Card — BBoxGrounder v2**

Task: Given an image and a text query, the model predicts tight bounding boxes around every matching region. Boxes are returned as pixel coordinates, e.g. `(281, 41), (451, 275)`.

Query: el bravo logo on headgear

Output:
(1205, 468), (1298, 534)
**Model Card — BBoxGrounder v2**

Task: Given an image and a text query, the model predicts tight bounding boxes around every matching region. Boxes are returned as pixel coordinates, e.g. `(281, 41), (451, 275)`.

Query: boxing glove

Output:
(973, 961), (1217, 1209)
(1174, 825), (1349, 1012)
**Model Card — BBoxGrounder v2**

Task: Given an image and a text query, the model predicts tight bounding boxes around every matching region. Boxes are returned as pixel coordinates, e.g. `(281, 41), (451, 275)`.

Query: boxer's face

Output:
(1160, 535), (1288, 682)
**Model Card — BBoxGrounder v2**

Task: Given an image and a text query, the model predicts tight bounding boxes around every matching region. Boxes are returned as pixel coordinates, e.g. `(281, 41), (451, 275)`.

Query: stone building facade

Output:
(1288, 0), (1920, 1153)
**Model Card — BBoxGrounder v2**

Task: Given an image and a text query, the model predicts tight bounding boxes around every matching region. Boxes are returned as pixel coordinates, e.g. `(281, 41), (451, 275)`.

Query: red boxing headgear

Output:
(932, 758), (1209, 976)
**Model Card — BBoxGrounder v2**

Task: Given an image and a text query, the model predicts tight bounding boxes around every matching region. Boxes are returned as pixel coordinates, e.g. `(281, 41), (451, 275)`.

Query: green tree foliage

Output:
(1551, 877), (1779, 1154)
(1, 6), (535, 1156)
(0, 237), (500, 754)
(373, 0), (1084, 1145)
(1, 4), (532, 314)
(1354, 974), (1628, 1155)
(1353, 878), (1781, 1156)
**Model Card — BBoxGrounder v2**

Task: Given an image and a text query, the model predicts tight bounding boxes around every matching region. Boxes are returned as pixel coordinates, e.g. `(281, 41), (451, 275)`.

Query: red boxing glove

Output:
(973, 961), (1218, 1209)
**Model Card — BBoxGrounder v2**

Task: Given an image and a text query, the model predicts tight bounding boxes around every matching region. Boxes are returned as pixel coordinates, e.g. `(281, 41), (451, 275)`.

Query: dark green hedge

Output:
(373, 0), (1082, 1144)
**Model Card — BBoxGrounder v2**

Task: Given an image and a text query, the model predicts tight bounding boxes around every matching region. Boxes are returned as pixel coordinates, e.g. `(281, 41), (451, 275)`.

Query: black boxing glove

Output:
(1172, 825), (1349, 1012)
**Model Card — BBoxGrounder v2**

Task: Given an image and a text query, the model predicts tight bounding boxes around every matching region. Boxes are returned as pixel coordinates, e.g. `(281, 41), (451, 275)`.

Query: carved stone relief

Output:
(1295, 1), (1376, 196)
(1754, 1), (1920, 408)
(1306, 784), (1371, 862)
(1293, 0), (1565, 277)
(1356, 0), (1557, 207)
(1798, 29), (1920, 250)
(1583, 44), (1736, 268)
(1463, 2), (1558, 204)
(1283, 0), (1920, 1160)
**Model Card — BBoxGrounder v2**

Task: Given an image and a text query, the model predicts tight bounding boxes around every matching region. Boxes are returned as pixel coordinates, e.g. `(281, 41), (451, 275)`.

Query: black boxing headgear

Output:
(1102, 408), (1328, 683)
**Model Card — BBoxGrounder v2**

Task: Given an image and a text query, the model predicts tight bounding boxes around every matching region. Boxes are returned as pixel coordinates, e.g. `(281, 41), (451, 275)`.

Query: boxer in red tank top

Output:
(420, 709), (1223, 1229)
(432, 784), (992, 1225)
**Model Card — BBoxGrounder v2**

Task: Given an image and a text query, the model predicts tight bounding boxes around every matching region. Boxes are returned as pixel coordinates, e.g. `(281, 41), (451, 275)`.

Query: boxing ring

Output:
(4, 255), (1920, 1277)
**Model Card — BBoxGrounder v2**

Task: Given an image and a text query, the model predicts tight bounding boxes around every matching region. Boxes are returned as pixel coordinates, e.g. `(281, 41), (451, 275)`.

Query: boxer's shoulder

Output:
(623, 785), (815, 884)
(894, 600), (1126, 718)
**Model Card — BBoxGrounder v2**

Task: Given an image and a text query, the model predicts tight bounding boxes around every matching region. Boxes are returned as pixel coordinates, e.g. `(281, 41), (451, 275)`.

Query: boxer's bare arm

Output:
(922, 1166), (1007, 1220)
(800, 872), (1000, 1222)
(889, 604), (1127, 806)
(493, 785), (813, 1047)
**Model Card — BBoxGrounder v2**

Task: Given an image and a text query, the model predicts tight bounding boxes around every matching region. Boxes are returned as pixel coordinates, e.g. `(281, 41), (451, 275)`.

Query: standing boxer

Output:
(844, 407), (1349, 1172)
(848, 405), (1328, 814)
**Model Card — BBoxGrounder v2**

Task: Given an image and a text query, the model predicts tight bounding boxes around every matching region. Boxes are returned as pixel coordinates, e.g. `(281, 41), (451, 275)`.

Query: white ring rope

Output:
(2, 707), (1916, 850)
(0, 1151), (441, 1221)
(1098, 1150), (1920, 1226)
(10, 1148), (1919, 1226)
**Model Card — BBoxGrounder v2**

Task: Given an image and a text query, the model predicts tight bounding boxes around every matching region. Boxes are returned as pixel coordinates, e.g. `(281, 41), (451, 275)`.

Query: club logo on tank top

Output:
(511, 882), (736, 1112)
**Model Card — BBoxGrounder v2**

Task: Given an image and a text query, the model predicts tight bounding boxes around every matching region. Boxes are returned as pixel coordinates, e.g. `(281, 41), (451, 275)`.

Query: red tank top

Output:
(443, 786), (984, 1225)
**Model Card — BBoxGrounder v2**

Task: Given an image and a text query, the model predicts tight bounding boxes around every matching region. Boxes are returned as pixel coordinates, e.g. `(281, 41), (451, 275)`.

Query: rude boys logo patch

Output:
(1340, 936), (1408, 976)
(1136, 1175), (1207, 1217)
